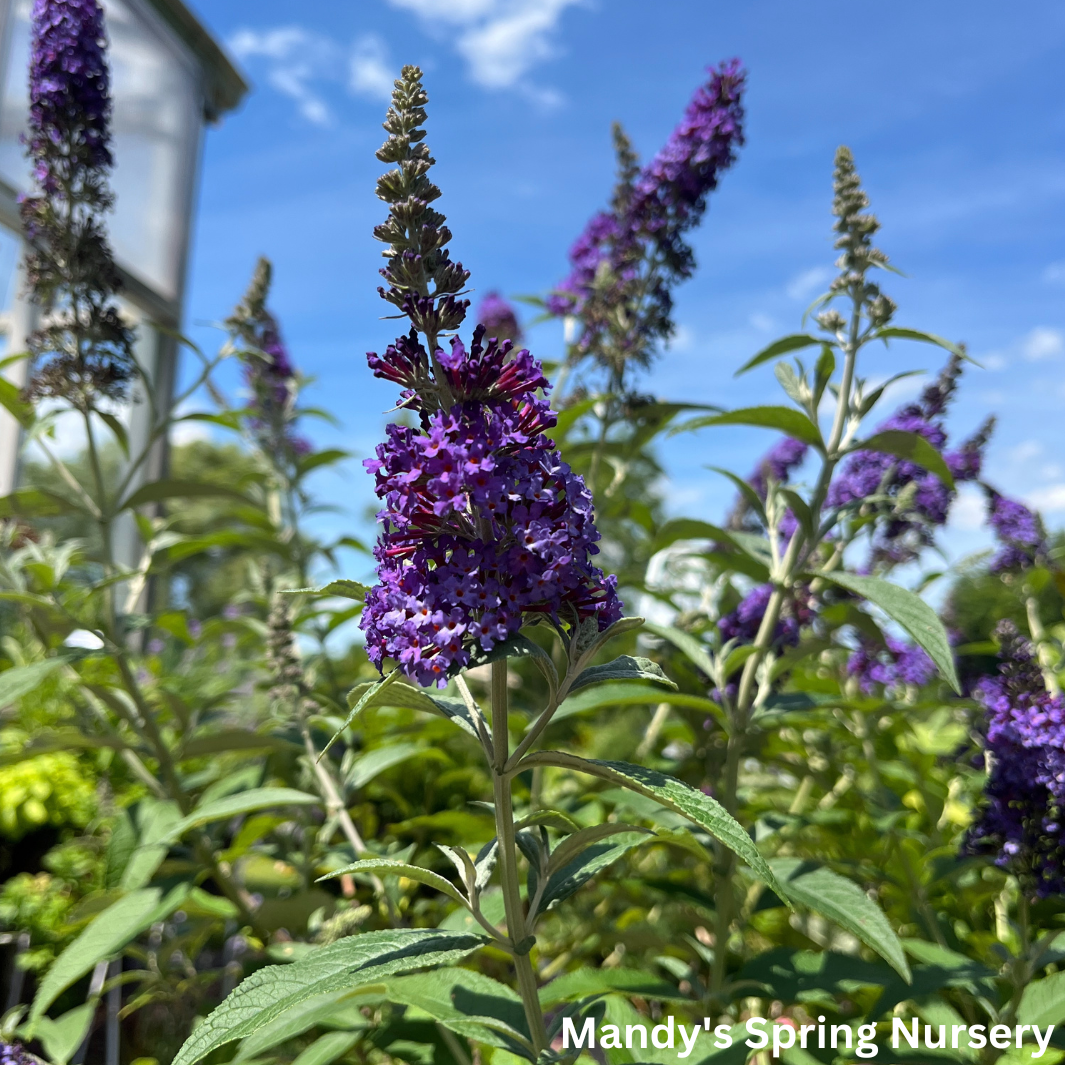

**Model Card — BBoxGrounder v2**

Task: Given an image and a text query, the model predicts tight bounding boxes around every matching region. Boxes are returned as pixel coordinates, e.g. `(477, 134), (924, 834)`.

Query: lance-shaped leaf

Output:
(535, 831), (651, 915)
(347, 742), (445, 789)
(120, 478), (257, 511)
(0, 657), (72, 707)
(736, 333), (824, 375)
(342, 674), (485, 744)
(384, 969), (532, 1058)
(673, 406), (823, 447)
(872, 326), (966, 358)
(853, 430), (954, 489)
(551, 683), (724, 728)
(518, 753), (790, 904)
(233, 990), (369, 1062)
(642, 621), (716, 678)
(568, 656), (676, 694)
(769, 859), (911, 981)
(171, 929), (490, 1065)
(29, 883), (191, 1026)
(159, 788), (319, 844)
(284, 579), (369, 601)
(649, 518), (737, 556)
(319, 860), (467, 907)
(815, 572), (960, 693)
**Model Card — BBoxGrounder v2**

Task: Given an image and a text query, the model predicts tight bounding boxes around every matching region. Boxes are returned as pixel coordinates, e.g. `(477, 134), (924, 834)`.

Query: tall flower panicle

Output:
(225, 257), (310, 463)
(985, 490), (1047, 573)
(549, 62), (746, 389)
(21, 0), (134, 408)
(718, 582), (814, 650)
(966, 621), (1065, 896)
(361, 68), (622, 687)
(827, 355), (991, 566)
(477, 291), (523, 345)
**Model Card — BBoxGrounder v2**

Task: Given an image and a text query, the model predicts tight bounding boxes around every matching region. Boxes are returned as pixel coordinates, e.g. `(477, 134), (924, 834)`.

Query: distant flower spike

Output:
(985, 490), (1047, 573)
(21, 0), (134, 409)
(477, 291), (523, 345)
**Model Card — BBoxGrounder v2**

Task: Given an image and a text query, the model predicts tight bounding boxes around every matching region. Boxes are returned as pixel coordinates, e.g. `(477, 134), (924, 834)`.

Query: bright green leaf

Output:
(170, 929), (489, 1065)
(569, 656), (676, 694)
(736, 334), (823, 375)
(1019, 970), (1065, 1027)
(0, 657), (71, 708)
(816, 572), (960, 693)
(855, 430), (954, 489)
(319, 859), (467, 906)
(674, 406), (823, 447)
(160, 788), (319, 844)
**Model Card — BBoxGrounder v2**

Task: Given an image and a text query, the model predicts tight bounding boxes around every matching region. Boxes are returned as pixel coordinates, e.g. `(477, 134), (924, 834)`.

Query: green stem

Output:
(490, 659), (549, 1055)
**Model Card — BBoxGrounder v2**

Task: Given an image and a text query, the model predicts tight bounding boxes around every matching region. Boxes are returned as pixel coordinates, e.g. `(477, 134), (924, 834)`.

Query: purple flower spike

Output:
(966, 621), (1065, 896)
(986, 490), (1047, 573)
(718, 583), (813, 651)
(846, 636), (935, 694)
(0, 1043), (31, 1065)
(361, 67), (622, 688)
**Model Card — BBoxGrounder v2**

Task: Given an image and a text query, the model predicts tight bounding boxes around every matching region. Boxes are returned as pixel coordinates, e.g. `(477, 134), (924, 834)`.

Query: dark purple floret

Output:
(718, 582), (813, 650)
(986, 490), (1046, 573)
(477, 291), (523, 345)
(965, 622), (1065, 896)
(847, 636), (935, 694)
(0, 1042), (32, 1065)
(749, 437), (809, 500)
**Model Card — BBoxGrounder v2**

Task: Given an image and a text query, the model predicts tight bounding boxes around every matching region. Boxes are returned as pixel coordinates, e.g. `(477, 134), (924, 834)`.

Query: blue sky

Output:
(180, 0), (1065, 576)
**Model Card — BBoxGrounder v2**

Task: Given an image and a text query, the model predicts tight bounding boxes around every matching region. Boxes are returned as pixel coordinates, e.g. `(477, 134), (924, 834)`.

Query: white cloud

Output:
(785, 265), (833, 302)
(950, 484), (985, 531)
(1009, 439), (1043, 463)
(1028, 483), (1065, 513)
(981, 353), (1006, 371)
(388, 0), (580, 94)
(1043, 261), (1065, 286)
(749, 312), (775, 332)
(1020, 326), (1064, 361)
(229, 26), (396, 124)
(350, 36), (395, 101)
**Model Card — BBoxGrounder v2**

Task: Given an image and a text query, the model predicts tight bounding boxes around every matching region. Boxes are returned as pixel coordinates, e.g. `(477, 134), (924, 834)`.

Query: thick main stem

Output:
(490, 660), (549, 1055)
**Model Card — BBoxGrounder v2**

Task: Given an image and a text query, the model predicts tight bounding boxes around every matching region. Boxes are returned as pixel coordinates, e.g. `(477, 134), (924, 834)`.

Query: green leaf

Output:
(1019, 970), (1065, 1026)
(170, 929), (489, 1065)
(233, 990), (368, 1061)
(536, 831), (650, 914)
(120, 478), (256, 511)
(29, 884), (190, 1026)
(122, 799), (182, 890)
(551, 683), (724, 726)
(538, 968), (681, 1008)
(98, 411), (130, 458)
(736, 334), (823, 375)
(649, 518), (737, 557)
(673, 406), (823, 447)
(319, 860), (467, 906)
(0, 375), (34, 428)
(546, 824), (650, 877)
(347, 743), (435, 789)
(769, 859), (910, 981)
(569, 655), (676, 694)
(287, 579), (369, 601)
(180, 729), (301, 759)
(0, 657), (71, 707)
(872, 327), (965, 358)
(344, 675), (486, 743)
(31, 1003), (97, 1065)
(816, 572), (960, 693)
(159, 788), (319, 843)
(0, 487), (80, 519)
(642, 621), (716, 678)
(291, 1031), (361, 1065)
(384, 969), (531, 1056)
(855, 430), (954, 489)
(519, 753), (790, 904)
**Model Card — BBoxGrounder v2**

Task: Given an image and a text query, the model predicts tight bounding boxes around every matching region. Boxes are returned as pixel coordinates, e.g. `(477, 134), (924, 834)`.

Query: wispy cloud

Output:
(387, 0), (580, 100)
(1043, 261), (1065, 286)
(785, 265), (833, 301)
(1028, 483), (1065, 513)
(1020, 326), (1064, 361)
(229, 27), (395, 125)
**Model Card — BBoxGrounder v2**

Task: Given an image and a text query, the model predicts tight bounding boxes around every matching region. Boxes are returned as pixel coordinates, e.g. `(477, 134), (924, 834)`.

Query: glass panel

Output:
(0, 0), (202, 302)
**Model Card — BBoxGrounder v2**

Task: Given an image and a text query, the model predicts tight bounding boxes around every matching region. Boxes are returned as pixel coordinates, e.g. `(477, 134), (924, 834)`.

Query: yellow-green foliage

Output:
(0, 742), (96, 839)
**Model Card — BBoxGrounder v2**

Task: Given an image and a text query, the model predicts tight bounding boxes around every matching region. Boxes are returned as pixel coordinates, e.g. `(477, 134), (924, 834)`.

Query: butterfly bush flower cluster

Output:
(548, 61), (745, 386)
(0, 1043), (30, 1065)
(718, 582), (814, 650)
(827, 355), (993, 566)
(986, 491), (1047, 573)
(846, 636), (935, 694)
(360, 67), (621, 687)
(966, 621), (1065, 896)
(476, 291), (523, 345)
(225, 257), (311, 463)
(21, 0), (133, 408)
